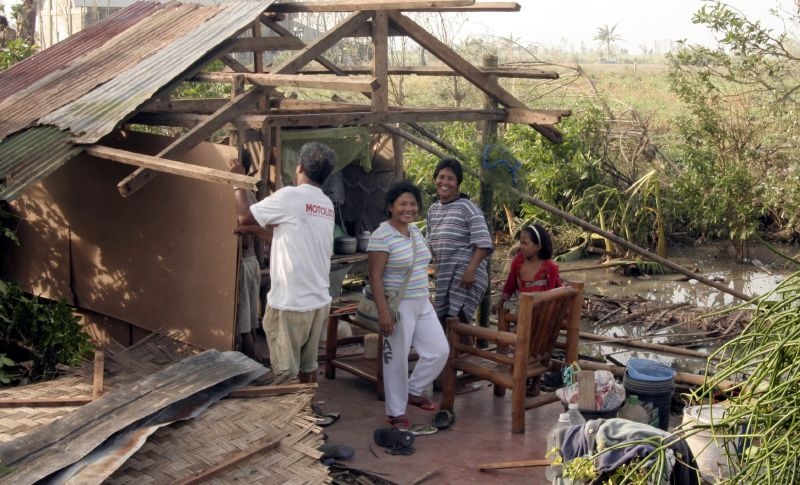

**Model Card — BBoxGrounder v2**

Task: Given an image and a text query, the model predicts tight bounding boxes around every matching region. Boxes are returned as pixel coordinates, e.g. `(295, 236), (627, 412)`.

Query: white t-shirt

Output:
(250, 184), (334, 311)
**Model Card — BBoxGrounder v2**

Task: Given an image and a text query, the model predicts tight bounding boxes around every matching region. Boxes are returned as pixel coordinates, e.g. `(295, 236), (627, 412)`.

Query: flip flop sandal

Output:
(319, 444), (355, 461)
(315, 413), (340, 427)
(408, 424), (438, 436)
(408, 394), (438, 411)
(433, 409), (455, 430)
(373, 427), (416, 449)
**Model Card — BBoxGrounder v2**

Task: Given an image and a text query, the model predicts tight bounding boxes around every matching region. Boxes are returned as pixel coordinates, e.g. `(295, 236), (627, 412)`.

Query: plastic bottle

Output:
(567, 402), (587, 425)
(618, 395), (650, 425)
(545, 412), (572, 481)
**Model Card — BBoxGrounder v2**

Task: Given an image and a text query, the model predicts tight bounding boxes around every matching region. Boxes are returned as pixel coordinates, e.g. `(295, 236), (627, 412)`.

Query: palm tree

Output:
(594, 24), (622, 61)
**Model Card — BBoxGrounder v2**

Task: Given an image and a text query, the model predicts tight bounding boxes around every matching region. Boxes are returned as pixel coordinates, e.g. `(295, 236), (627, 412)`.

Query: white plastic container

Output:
(682, 404), (736, 482)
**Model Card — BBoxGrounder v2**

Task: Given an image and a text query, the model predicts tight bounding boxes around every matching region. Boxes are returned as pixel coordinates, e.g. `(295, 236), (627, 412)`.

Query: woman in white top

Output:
(367, 181), (449, 430)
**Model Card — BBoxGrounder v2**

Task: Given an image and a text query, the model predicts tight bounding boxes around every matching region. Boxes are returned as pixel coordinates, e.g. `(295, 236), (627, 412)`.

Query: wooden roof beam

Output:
(131, 108), (509, 129)
(117, 86), (263, 197)
(196, 65), (559, 80)
(286, 65), (559, 79)
(267, 0), (474, 13)
(223, 37), (305, 53)
(403, 1), (519, 11)
(196, 73), (380, 92)
(271, 11), (372, 75)
(387, 10), (564, 143)
(87, 146), (258, 190)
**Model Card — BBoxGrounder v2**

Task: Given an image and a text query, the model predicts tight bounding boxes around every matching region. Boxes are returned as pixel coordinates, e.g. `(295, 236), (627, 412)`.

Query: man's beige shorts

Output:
(263, 303), (330, 375)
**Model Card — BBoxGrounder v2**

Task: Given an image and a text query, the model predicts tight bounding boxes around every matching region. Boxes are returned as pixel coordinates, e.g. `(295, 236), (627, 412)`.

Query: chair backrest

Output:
(516, 286), (579, 365)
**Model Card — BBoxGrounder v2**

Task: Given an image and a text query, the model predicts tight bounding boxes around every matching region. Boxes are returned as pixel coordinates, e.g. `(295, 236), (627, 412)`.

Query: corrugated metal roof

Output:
(43, 1), (271, 144)
(0, 127), (83, 201)
(0, 1), (274, 201)
(0, 2), (162, 103)
(0, 2), (224, 142)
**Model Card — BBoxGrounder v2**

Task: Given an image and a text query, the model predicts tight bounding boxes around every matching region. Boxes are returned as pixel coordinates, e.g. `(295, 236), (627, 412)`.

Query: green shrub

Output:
(0, 282), (93, 382)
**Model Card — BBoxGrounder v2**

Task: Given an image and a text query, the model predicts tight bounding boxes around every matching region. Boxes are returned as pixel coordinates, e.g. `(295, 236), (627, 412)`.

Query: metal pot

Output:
(334, 235), (357, 255)
(356, 231), (371, 252)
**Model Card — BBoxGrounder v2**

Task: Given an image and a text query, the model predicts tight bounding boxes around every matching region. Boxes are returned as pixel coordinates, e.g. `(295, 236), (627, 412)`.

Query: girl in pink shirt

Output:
(493, 224), (561, 313)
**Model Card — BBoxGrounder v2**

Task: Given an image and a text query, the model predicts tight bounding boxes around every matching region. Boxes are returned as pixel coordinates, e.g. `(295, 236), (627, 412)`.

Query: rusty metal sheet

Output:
(0, 2), (161, 103)
(43, 1), (272, 144)
(0, 2), (224, 142)
(0, 127), (83, 201)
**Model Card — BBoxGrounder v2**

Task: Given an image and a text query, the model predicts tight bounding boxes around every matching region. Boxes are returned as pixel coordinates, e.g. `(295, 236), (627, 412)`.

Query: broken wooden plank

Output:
(577, 370), (596, 411)
(117, 87), (263, 197)
(173, 436), (283, 485)
(92, 349), (104, 400)
(479, 459), (549, 470)
(578, 331), (713, 359)
(267, 0), (474, 13)
(0, 398), (92, 408)
(227, 383), (317, 398)
(505, 107), (562, 125)
(87, 146), (258, 190)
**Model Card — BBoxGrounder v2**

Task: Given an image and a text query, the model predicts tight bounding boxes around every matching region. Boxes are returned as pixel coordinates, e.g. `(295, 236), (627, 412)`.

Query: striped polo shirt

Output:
(367, 222), (431, 300)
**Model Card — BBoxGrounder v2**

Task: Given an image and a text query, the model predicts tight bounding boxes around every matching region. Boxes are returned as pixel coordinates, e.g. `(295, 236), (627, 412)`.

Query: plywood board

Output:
(2, 185), (72, 303)
(5, 130), (239, 351)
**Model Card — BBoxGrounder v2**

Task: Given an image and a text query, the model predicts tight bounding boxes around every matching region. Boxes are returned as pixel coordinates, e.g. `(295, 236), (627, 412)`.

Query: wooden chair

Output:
(324, 307), (418, 400)
(440, 283), (583, 434)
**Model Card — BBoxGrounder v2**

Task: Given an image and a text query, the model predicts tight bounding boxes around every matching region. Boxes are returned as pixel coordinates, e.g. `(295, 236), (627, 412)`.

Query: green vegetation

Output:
(0, 281), (93, 383)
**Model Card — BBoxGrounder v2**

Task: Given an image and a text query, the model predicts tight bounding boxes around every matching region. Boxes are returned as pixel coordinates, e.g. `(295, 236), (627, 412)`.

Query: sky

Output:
(460, 0), (796, 55)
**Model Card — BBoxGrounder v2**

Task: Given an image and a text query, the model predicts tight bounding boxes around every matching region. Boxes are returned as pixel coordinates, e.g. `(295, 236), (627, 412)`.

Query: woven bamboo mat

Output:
(0, 376), (93, 443)
(0, 333), (330, 484)
(107, 391), (329, 485)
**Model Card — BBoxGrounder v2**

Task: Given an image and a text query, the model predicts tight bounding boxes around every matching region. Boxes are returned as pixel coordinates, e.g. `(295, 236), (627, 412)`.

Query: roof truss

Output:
(118, 0), (569, 196)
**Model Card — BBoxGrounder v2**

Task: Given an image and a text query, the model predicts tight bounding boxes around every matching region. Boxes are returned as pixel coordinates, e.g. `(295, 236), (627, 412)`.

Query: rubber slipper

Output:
(433, 409), (455, 430)
(373, 427), (415, 448)
(315, 413), (340, 427)
(408, 424), (438, 435)
(319, 443), (355, 461)
(408, 394), (438, 411)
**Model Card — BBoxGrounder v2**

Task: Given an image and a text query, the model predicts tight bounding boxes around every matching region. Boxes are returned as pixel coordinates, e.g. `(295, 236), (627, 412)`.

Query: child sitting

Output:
(492, 224), (561, 313)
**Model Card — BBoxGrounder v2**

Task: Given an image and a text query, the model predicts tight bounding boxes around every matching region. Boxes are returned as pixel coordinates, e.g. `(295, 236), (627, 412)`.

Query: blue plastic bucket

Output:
(624, 359), (675, 430)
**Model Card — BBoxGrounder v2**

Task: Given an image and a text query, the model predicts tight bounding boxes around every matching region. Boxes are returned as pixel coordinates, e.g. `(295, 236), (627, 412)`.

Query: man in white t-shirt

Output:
(236, 142), (336, 382)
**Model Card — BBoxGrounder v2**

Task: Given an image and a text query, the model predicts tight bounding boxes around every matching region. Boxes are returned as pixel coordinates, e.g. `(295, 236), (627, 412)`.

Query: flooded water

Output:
(496, 242), (798, 373)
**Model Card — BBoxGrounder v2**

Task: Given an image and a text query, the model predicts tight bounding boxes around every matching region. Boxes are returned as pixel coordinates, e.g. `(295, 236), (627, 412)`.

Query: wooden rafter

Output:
(219, 54), (251, 73)
(88, 146), (259, 190)
(220, 73), (379, 92)
(268, 65), (558, 79)
(387, 10), (562, 142)
(223, 37), (305, 53)
(267, 0), (475, 13)
(404, 1), (519, 11)
(132, 108), (511, 130)
(270, 11), (372, 75)
(117, 87), (263, 197)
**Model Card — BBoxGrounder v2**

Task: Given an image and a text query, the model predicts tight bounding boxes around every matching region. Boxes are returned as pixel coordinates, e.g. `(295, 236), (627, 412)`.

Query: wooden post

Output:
(371, 11), (389, 112)
(231, 74), (245, 158)
(565, 282), (583, 364)
(477, 54), (498, 329)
